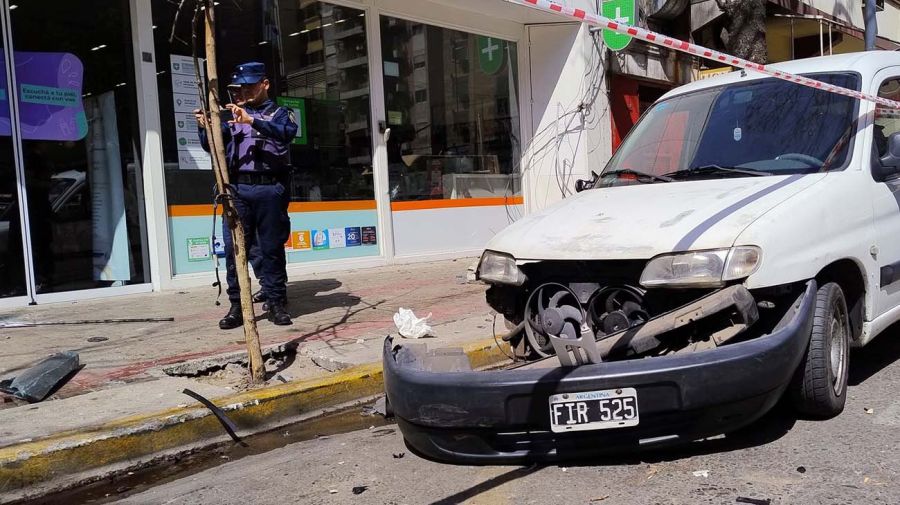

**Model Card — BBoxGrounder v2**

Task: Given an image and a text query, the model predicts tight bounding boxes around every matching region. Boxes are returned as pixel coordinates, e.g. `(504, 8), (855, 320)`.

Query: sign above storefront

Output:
(477, 36), (504, 75)
(601, 0), (635, 51)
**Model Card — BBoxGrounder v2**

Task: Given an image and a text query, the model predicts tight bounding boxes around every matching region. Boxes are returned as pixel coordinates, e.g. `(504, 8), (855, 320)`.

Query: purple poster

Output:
(0, 51), (86, 141)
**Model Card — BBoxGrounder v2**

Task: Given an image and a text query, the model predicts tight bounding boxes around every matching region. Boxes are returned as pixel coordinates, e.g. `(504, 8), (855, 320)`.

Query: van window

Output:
(874, 78), (900, 158)
(603, 73), (860, 185)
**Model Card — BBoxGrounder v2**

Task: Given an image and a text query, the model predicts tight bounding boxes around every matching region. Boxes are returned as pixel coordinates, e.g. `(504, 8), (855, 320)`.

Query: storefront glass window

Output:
(155, 0), (374, 205)
(155, 0), (379, 275)
(380, 17), (521, 202)
(0, 41), (23, 298)
(9, 0), (147, 294)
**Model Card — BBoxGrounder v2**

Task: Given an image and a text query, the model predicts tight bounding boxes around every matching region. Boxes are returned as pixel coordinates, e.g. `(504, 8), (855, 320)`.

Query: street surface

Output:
(114, 332), (900, 505)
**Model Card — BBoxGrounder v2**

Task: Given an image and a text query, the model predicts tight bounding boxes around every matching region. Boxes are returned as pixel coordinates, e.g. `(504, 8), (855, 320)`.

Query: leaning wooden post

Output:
(202, 0), (265, 383)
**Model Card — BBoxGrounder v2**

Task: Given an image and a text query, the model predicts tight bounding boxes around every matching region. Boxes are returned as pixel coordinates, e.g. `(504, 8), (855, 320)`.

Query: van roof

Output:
(661, 51), (900, 101)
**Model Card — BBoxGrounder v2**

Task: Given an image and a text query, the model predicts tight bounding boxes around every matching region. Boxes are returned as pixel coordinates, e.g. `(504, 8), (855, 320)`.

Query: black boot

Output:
(267, 301), (292, 326)
(219, 304), (243, 330)
(252, 289), (267, 304)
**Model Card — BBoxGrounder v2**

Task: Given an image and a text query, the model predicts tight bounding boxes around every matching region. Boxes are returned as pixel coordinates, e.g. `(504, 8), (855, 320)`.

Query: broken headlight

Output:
(477, 251), (527, 286)
(640, 246), (761, 288)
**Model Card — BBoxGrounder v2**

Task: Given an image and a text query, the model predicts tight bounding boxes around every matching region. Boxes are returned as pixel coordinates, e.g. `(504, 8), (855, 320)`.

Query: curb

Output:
(0, 337), (509, 500)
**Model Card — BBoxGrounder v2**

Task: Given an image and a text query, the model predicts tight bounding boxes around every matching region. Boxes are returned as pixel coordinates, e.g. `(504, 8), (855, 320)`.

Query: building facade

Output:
(0, 0), (897, 307)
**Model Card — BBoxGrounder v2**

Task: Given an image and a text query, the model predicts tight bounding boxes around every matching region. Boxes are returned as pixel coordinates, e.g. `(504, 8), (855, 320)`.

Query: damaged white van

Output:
(383, 51), (900, 464)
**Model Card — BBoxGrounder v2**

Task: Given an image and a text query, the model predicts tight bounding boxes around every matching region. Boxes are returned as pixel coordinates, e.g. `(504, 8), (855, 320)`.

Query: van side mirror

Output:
(881, 132), (900, 171)
(575, 171), (600, 193)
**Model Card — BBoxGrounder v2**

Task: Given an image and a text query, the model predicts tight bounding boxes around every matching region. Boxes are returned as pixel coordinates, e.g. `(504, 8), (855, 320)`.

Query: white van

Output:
(384, 51), (900, 464)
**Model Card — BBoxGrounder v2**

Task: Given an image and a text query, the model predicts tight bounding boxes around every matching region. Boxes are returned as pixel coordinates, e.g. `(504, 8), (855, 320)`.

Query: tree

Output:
(715, 0), (768, 64)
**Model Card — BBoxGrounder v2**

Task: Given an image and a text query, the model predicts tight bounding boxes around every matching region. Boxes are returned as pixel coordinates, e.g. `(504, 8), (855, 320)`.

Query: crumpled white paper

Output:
(393, 307), (433, 339)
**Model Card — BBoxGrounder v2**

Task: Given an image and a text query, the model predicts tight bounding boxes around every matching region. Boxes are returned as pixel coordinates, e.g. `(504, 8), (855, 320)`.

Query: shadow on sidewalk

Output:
(284, 279), (361, 319)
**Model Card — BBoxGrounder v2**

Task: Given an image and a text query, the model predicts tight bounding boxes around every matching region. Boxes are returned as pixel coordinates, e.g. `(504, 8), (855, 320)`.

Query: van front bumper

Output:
(383, 281), (816, 465)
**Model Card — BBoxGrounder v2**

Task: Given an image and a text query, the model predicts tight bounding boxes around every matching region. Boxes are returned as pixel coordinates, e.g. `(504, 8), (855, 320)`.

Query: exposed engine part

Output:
(595, 285), (759, 358)
(524, 283), (589, 357)
(523, 281), (760, 365)
(524, 284), (602, 365)
(588, 286), (649, 336)
(524, 282), (650, 357)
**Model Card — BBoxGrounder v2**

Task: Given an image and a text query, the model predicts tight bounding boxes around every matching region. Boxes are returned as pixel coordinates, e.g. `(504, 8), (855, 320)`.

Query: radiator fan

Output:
(524, 283), (587, 357)
(588, 285), (649, 337)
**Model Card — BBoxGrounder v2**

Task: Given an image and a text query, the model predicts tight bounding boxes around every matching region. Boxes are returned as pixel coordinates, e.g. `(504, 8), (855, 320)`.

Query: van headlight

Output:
(639, 246), (762, 288)
(477, 251), (527, 285)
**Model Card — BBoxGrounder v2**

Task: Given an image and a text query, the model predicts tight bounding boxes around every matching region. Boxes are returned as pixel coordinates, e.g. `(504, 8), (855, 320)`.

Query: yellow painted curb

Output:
(0, 337), (510, 496)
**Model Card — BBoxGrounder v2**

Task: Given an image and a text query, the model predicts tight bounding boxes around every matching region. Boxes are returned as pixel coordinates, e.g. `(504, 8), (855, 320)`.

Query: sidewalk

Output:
(0, 258), (508, 499)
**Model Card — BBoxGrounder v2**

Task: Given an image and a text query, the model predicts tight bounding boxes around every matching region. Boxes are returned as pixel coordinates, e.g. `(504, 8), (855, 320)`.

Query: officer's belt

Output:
(233, 172), (285, 185)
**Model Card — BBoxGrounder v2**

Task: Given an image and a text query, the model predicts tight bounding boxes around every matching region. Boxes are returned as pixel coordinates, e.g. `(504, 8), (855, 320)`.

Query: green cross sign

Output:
(602, 0), (635, 52)
(477, 36), (504, 75)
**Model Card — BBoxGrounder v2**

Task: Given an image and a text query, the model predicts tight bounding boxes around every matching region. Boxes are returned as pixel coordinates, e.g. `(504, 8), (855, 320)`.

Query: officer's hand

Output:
(193, 109), (207, 129)
(225, 104), (254, 125)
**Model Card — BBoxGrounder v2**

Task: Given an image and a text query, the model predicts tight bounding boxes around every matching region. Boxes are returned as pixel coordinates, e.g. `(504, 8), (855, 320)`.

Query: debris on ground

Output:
(182, 388), (243, 444)
(392, 453), (405, 459)
(736, 497), (771, 505)
(393, 307), (433, 339)
(692, 470), (710, 478)
(361, 396), (392, 418)
(87, 336), (109, 342)
(865, 408), (874, 414)
(352, 486), (368, 495)
(0, 351), (80, 402)
(796, 466), (806, 474)
(0, 317), (173, 328)
(329, 489), (338, 494)
(590, 496), (610, 503)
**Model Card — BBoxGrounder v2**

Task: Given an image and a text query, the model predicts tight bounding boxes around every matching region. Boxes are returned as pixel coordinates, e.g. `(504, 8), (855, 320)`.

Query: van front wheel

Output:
(790, 282), (850, 418)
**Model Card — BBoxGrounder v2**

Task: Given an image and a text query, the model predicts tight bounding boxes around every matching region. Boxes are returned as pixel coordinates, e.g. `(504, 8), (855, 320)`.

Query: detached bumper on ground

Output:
(383, 281), (817, 464)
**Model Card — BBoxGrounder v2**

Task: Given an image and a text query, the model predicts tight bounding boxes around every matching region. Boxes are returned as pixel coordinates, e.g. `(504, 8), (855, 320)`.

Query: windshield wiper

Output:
(602, 169), (674, 183)
(664, 165), (772, 179)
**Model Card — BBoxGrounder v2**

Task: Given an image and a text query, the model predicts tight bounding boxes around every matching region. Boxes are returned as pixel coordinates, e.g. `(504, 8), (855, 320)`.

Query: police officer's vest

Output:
(228, 101), (290, 173)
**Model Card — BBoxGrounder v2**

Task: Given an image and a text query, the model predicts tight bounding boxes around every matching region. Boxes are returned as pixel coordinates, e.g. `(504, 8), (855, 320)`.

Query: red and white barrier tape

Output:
(506, 0), (900, 112)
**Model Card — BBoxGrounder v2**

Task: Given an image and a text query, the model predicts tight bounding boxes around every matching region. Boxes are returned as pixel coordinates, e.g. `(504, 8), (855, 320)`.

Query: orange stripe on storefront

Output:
(168, 200), (377, 217)
(390, 196), (524, 212)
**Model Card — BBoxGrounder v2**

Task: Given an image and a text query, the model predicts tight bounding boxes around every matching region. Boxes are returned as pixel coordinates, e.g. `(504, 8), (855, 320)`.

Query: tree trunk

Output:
(718, 0), (768, 64)
(203, 1), (266, 384)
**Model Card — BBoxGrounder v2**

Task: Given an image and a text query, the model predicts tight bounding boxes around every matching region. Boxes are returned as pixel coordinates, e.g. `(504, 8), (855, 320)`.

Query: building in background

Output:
(1, 0), (897, 306)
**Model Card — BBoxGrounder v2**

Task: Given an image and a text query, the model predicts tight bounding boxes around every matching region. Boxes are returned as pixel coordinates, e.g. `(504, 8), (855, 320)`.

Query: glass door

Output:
(379, 16), (523, 257)
(6, 0), (149, 299)
(0, 12), (26, 301)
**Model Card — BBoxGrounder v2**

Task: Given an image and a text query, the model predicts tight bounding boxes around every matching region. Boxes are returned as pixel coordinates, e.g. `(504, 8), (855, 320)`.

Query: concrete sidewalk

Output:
(1, 258), (491, 398)
(0, 258), (510, 500)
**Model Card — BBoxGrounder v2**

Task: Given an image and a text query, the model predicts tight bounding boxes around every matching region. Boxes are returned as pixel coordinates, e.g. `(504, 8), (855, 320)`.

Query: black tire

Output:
(790, 282), (850, 418)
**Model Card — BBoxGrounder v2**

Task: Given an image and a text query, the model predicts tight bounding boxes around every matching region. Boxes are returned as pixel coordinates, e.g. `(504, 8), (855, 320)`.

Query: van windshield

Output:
(601, 73), (860, 185)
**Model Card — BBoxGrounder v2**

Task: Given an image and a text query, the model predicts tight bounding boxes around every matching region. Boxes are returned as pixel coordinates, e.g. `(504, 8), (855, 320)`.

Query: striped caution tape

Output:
(506, 0), (900, 114)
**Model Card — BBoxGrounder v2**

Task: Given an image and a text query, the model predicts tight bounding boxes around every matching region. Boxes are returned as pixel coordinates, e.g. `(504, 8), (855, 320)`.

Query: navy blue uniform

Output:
(199, 99), (298, 306)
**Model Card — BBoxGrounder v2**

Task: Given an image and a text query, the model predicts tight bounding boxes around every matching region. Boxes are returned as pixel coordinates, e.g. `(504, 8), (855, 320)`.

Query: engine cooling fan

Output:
(588, 285), (649, 336)
(524, 283), (588, 357)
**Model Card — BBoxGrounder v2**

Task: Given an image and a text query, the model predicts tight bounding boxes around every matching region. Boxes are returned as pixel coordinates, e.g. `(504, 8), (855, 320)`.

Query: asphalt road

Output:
(114, 333), (900, 505)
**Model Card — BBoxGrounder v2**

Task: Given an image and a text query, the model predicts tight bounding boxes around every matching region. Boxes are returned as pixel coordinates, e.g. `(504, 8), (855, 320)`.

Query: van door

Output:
(869, 69), (900, 317)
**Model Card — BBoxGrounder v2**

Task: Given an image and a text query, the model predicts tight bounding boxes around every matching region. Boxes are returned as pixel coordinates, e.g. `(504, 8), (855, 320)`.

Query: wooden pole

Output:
(202, 0), (265, 384)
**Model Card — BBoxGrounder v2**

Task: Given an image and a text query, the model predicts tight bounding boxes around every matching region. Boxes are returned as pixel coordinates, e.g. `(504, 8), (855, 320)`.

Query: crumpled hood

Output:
(488, 174), (826, 260)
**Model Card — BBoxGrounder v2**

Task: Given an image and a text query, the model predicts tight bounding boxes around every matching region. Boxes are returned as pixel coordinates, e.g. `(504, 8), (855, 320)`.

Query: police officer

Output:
(195, 62), (297, 329)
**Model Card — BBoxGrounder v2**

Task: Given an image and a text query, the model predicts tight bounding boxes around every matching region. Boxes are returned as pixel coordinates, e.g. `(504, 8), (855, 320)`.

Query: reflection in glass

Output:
(280, 2), (374, 202)
(380, 17), (521, 201)
(605, 73), (860, 181)
(155, 0), (375, 206)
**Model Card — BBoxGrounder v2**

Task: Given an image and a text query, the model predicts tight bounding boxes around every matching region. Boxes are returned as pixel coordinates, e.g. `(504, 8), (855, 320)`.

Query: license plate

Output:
(548, 387), (639, 433)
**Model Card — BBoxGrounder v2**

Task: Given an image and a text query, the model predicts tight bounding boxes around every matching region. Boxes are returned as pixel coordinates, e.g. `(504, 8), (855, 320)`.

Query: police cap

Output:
(230, 62), (266, 85)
